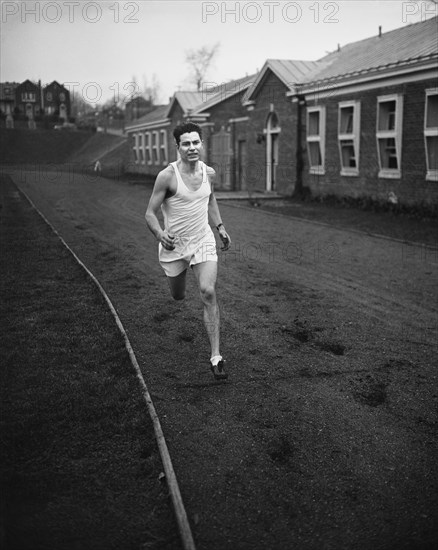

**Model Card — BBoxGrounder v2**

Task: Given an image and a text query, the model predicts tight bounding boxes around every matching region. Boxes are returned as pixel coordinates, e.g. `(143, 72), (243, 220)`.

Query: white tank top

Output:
(161, 161), (211, 237)
(159, 161), (213, 258)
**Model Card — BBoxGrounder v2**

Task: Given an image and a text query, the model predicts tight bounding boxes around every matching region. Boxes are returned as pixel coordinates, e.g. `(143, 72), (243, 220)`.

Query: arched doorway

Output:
(266, 112), (280, 191)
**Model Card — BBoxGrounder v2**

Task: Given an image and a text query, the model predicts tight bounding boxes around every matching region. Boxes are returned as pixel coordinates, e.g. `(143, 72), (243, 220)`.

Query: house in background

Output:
(295, 16), (438, 207)
(43, 81), (71, 120)
(1, 78), (72, 127)
(125, 95), (155, 124)
(0, 82), (19, 127)
(14, 80), (42, 121)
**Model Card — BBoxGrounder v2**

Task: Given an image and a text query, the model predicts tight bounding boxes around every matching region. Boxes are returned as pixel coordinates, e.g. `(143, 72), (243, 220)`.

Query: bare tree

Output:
(142, 73), (161, 104)
(185, 43), (220, 91)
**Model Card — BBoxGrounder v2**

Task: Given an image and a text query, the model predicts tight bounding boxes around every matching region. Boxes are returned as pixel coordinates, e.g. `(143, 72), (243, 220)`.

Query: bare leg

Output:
(192, 261), (220, 358)
(167, 269), (187, 301)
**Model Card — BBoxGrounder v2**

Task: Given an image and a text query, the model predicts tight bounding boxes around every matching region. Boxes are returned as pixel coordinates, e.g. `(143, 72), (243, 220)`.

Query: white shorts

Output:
(158, 230), (218, 277)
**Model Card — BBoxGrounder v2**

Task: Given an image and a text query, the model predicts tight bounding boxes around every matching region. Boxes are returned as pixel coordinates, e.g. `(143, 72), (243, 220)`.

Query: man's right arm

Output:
(145, 170), (175, 250)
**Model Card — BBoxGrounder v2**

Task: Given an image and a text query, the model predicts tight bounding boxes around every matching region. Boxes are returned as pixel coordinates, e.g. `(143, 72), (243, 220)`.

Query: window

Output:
(152, 131), (159, 164)
(338, 101), (361, 176)
(376, 94), (403, 178)
(132, 133), (139, 164)
(160, 130), (168, 164)
(21, 92), (35, 102)
(145, 132), (152, 165)
(139, 133), (145, 164)
(424, 89), (438, 181)
(306, 107), (326, 174)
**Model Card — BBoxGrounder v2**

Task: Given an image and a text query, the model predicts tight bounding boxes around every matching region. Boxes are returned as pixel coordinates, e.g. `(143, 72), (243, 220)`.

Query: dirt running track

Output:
(6, 168), (438, 550)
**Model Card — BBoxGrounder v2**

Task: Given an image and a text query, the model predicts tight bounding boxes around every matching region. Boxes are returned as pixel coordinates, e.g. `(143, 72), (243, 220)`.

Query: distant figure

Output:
(94, 160), (102, 175)
(388, 191), (398, 205)
(145, 122), (231, 380)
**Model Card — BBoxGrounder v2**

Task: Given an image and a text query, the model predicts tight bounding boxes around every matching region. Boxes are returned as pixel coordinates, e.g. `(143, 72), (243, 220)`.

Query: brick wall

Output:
(198, 89), (250, 189)
(302, 78), (438, 206)
(244, 71), (298, 195)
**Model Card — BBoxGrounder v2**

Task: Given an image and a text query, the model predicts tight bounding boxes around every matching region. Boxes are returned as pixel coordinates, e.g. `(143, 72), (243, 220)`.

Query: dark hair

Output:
(173, 122), (203, 146)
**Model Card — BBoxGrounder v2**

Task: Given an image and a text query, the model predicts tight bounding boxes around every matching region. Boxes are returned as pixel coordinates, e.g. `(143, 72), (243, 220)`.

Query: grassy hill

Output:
(0, 128), (91, 165)
(0, 128), (128, 174)
(68, 132), (128, 172)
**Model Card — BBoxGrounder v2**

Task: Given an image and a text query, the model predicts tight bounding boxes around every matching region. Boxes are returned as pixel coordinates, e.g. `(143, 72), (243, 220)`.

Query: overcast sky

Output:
(1, 0), (437, 105)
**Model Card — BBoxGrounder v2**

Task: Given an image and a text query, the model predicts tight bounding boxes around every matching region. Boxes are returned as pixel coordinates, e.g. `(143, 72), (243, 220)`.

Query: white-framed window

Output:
(132, 133), (139, 164)
(139, 133), (145, 164)
(306, 106), (326, 175)
(21, 92), (35, 102)
(376, 94), (403, 178)
(424, 88), (438, 181)
(160, 130), (168, 165)
(152, 131), (159, 164)
(338, 101), (361, 176)
(145, 132), (152, 165)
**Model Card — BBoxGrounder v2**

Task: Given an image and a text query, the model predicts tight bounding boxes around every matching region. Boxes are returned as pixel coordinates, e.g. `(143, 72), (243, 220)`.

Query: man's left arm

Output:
(207, 167), (231, 251)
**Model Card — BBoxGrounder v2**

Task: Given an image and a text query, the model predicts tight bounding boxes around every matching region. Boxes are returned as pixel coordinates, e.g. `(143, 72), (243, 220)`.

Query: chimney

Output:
(378, 26), (382, 37)
(337, 43), (341, 52)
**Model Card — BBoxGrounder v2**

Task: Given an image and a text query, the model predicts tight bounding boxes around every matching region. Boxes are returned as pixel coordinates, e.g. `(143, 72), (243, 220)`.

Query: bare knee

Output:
(199, 284), (216, 304)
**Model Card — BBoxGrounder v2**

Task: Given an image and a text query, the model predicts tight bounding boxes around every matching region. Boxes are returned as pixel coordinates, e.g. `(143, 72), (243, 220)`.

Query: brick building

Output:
(238, 17), (437, 206)
(125, 76), (255, 189)
(125, 16), (437, 206)
(242, 60), (319, 194)
(189, 74), (256, 189)
(294, 16), (438, 206)
(124, 91), (203, 177)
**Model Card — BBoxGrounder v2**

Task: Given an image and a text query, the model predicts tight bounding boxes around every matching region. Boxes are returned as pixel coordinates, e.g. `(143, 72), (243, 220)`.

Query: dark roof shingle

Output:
(302, 16), (438, 84)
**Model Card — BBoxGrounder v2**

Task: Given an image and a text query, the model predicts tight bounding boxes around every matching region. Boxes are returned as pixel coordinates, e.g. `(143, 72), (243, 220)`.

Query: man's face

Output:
(177, 131), (203, 162)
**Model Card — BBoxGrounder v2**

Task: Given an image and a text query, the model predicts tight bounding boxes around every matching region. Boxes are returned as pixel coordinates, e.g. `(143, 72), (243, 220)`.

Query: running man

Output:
(145, 122), (231, 380)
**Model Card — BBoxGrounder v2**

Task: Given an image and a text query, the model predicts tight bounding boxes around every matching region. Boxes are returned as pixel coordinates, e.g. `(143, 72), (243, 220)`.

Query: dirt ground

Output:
(5, 167), (438, 550)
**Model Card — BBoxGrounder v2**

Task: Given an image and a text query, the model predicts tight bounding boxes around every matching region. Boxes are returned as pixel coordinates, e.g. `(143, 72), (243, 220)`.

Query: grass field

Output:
(0, 176), (180, 550)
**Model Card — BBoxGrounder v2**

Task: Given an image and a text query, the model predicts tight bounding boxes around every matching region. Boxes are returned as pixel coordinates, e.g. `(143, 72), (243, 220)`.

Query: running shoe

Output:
(210, 359), (228, 380)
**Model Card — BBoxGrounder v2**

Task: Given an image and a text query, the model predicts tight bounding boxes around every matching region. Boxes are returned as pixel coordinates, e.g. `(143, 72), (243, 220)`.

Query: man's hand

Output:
(218, 226), (231, 251)
(159, 230), (176, 250)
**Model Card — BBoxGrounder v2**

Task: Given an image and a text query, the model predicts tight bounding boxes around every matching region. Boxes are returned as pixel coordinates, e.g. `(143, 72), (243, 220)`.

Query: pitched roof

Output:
(167, 91), (205, 116)
(45, 80), (68, 90)
(192, 73), (257, 114)
(301, 16), (438, 86)
(124, 104), (168, 130)
(243, 59), (321, 103)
